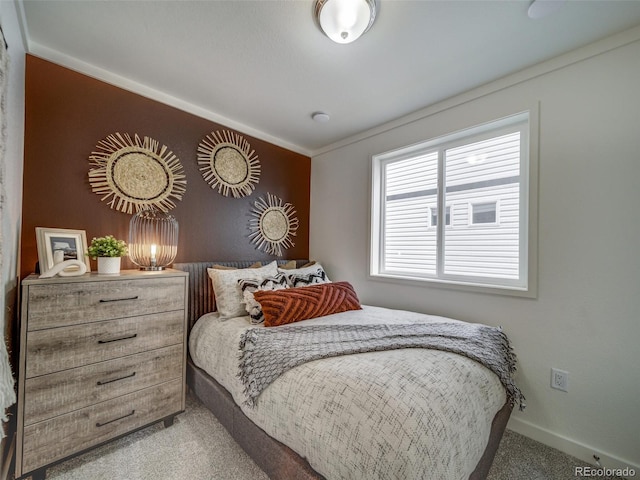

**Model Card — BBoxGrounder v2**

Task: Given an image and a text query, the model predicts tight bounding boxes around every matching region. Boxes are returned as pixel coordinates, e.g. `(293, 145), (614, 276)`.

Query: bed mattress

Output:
(189, 305), (507, 480)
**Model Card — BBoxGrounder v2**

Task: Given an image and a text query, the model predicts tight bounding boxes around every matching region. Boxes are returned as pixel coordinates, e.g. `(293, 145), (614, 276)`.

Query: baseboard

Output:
(508, 417), (639, 474)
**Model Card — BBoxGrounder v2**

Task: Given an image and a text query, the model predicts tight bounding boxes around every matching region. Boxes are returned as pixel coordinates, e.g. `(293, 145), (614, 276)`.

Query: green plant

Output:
(87, 235), (128, 258)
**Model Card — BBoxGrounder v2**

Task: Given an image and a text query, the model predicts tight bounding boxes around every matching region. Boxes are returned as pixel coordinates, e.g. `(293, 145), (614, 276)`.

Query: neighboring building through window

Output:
(471, 201), (497, 224)
(431, 206), (451, 227)
(371, 111), (532, 293)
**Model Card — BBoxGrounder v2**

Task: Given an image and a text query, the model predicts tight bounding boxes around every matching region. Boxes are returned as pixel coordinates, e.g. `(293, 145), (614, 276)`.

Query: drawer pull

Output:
(99, 296), (139, 303)
(98, 333), (138, 344)
(96, 410), (135, 427)
(97, 371), (136, 386)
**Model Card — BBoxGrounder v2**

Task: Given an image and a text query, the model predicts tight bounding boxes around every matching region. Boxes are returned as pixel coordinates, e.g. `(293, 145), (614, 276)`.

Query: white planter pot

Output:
(97, 257), (121, 275)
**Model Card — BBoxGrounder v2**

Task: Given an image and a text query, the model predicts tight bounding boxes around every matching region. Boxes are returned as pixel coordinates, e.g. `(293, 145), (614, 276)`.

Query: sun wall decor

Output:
(88, 133), (186, 214)
(197, 129), (260, 198)
(249, 193), (299, 257)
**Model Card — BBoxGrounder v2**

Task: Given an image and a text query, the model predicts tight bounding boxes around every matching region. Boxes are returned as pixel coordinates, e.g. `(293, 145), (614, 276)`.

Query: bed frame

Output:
(173, 260), (512, 480)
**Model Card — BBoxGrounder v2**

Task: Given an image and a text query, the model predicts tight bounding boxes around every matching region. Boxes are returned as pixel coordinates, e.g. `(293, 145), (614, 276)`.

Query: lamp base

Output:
(139, 266), (166, 271)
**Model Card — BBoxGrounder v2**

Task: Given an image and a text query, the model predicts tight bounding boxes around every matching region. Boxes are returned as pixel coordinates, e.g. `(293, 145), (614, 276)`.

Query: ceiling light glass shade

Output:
(314, 0), (377, 44)
(527, 0), (565, 19)
(128, 209), (179, 270)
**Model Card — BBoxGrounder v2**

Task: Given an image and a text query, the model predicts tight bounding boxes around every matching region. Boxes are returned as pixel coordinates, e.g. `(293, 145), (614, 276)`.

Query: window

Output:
(431, 206), (451, 227)
(471, 202), (497, 225)
(371, 111), (532, 293)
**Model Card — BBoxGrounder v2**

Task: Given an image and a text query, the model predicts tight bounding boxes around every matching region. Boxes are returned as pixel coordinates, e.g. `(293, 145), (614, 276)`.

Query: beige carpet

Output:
(40, 392), (623, 480)
(487, 430), (624, 480)
(45, 393), (267, 480)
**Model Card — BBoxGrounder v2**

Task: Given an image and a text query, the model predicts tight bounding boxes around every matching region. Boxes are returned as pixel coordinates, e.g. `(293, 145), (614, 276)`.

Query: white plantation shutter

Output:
(374, 112), (530, 291)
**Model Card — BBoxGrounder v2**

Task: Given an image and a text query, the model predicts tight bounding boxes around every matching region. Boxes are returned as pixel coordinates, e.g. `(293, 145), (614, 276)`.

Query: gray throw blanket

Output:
(238, 322), (525, 410)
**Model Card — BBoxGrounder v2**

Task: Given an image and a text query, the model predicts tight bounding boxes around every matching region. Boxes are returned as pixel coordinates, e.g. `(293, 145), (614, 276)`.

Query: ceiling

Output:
(19, 0), (640, 156)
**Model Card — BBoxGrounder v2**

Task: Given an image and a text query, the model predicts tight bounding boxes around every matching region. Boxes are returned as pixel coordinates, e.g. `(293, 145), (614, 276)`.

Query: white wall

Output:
(310, 27), (640, 471)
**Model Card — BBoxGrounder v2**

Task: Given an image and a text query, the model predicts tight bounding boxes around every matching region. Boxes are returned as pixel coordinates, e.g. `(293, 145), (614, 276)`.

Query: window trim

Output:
(370, 107), (538, 298)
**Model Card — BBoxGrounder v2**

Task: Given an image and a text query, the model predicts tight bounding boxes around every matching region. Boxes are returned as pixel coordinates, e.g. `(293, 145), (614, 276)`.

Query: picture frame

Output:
(35, 227), (91, 275)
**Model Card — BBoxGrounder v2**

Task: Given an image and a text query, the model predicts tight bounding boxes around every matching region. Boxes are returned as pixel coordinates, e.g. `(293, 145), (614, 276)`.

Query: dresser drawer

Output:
(24, 344), (183, 425)
(26, 276), (185, 330)
(25, 310), (184, 377)
(21, 379), (183, 475)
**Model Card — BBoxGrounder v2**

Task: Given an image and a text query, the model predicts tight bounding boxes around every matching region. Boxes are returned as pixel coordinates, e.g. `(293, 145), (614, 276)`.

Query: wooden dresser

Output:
(15, 269), (188, 480)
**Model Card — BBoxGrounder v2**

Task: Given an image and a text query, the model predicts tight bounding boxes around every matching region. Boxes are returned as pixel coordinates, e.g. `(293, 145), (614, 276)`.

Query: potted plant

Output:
(87, 235), (128, 275)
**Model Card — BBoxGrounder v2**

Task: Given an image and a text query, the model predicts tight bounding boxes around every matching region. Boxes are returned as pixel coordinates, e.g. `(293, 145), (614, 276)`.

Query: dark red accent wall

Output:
(21, 55), (310, 277)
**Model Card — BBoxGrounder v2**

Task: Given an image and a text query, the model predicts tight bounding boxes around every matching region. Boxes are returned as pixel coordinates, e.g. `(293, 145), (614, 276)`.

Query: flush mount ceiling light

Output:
(311, 111), (331, 123)
(527, 0), (566, 19)
(314, 0), (377, 44)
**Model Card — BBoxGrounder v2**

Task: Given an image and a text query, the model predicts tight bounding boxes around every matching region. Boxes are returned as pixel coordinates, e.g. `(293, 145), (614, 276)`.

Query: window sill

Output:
(369, 272), (537, 299)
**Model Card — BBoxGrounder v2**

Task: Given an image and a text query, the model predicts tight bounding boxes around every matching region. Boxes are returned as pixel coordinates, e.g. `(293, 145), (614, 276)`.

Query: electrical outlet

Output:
(551, 368), (569, 392)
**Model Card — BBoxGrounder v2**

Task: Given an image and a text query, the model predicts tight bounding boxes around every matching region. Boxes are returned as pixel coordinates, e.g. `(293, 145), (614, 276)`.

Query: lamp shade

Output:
(314, 0), (377, 44)
(128, 209), (179, 270)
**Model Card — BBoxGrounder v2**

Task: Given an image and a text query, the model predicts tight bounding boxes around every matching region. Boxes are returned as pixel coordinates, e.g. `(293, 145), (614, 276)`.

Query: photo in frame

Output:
(35, 227), (91, 275)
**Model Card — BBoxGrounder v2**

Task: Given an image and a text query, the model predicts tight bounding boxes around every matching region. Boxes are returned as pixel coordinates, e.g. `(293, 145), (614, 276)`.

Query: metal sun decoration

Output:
(88, 133), (186, 214)
(197, 130), (260, 198)
(249, 193), (299, 257)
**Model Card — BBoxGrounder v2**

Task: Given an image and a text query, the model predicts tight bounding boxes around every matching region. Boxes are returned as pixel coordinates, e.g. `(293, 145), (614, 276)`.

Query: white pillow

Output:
(207, 261), (278, 319)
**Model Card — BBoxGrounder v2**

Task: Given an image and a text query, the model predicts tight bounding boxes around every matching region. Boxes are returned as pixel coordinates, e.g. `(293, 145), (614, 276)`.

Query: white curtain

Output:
(0, 24), (16, 438)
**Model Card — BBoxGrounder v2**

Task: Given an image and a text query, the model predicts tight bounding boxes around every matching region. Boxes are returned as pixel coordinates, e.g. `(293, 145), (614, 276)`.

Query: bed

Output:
(174, 259), (520, 480)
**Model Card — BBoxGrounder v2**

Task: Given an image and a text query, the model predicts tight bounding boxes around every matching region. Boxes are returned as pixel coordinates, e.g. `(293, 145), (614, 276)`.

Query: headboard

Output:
(173, 259), (310, 331)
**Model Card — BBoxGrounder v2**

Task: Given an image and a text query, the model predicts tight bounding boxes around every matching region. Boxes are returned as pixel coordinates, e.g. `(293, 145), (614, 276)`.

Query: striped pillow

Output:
(287, 269), (330, 287)
(239, 274), (289, 324)
(280, 265), (331, 288)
